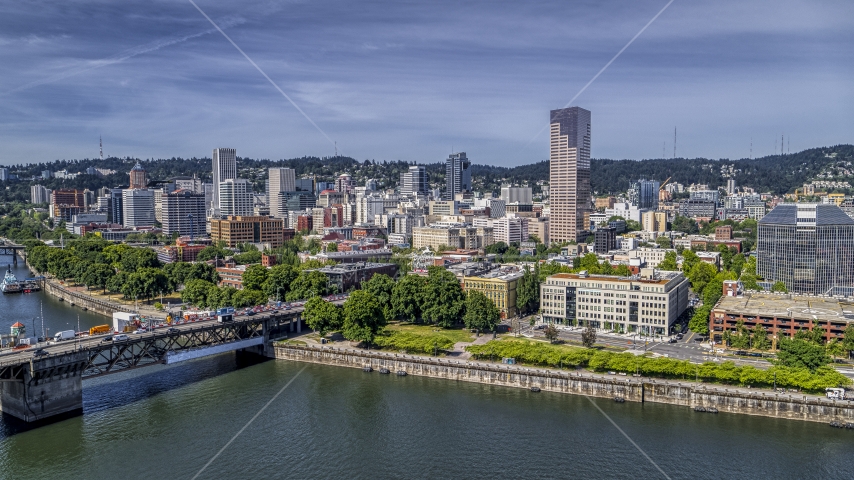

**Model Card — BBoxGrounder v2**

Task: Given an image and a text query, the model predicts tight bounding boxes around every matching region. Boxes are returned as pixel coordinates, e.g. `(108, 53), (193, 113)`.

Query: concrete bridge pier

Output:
(0, 352), (88, 422)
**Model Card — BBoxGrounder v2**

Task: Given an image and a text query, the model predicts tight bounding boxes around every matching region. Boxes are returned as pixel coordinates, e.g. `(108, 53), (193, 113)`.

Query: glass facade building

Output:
(757, 204), (854, 295)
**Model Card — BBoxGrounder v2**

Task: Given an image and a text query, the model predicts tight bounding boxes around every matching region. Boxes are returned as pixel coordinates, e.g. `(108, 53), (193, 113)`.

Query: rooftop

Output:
(714, 292), (854, 323)
(759, 203), (854, 226)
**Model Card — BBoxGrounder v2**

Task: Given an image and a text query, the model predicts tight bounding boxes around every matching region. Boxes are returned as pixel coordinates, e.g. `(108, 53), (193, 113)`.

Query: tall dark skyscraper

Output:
(400, 165), (428, 196)
(443, 152), (471, 200)
(549, 106), (591, 243)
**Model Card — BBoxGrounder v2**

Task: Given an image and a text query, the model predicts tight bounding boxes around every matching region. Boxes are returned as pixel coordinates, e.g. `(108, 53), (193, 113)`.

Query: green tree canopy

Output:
(242, 264), (269, 291)
(658, 251), (679, 271)
(342, 290), (386, 344)
(303, 296), (343, 336)
(463, 291), (500, 333)
(182, 279), (218, 308)
(420, 266), (466, 328)
(286, 270), (331, 301)
(362, 274), (395, 321)
(391, 274), (426, 322)
(777, 338), (830, 372)
(264, 263), (297, 300)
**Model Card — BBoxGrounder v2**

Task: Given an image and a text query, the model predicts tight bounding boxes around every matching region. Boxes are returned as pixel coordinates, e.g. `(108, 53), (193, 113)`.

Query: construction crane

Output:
(659, 176), (672, 190)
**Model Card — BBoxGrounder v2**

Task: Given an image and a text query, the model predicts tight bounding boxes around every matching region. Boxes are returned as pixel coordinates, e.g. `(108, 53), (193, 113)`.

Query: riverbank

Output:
(274, 343), (854, 425)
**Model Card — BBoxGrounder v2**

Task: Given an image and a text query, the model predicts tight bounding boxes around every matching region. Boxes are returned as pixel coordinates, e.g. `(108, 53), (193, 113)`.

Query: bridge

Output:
(0, 240), (25, 265)
(0, 302), (333, 422)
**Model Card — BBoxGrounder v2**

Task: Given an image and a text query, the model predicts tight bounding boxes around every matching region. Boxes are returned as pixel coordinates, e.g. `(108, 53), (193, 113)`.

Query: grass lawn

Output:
(383, 322), (474, 344)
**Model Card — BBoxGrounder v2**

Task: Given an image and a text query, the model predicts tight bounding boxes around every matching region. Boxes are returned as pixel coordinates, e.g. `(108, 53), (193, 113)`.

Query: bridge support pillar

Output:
(297, 317), (301, 333)
(0, 352), (88, 422)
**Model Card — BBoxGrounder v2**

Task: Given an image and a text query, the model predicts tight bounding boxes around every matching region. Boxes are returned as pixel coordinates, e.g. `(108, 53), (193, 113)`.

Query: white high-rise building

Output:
(212, 148), (237, 213)
(493, 216), (529, 244)
(31, 185), (52, 204)
(400, 166), (428, 196)
(122, 189), (155, 227)
(500, 186), (533, 205)
(356, 194), (386, 224)
(218, 179), (253, 217)
(267, 167), (296, 218)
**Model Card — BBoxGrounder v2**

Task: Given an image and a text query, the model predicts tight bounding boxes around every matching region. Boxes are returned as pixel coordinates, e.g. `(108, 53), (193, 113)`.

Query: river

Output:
(0, 261), (853, 479)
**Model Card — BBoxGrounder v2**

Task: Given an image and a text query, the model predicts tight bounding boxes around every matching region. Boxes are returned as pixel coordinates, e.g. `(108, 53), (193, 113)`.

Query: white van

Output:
(114, 334), (129, 342)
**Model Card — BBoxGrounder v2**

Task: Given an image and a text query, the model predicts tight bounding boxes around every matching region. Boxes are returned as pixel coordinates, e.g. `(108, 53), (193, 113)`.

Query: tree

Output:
(484, 242), (508, 255)
(672, 215), (699, 234)
(688, 305), (711, 334)
(515, 265), (540, 315)
(106, 271), (129, 297)
(242, 264), (269, 291)
(843, 325), (854, 357)
(581, 323), (597, 348)
(655, 236), (672, 249)
(264, 264), (297, 300)
(182, 279), (218, 308)
(777, 338), (830, 372)
(233, 250), (262, 265)
(544, 324), (559, 344)
(362, 274), (395, 321)
(752, 324), (770, 350)
(83, 263), (114, 292)
(302, 296), (343, 336)
(771, 281), (788, 293)
(420, 266), (466, 328)
(196, 245), (231, 262)
(681, 249), (700, 275)
(658, 251), (679, 271)
(391, 274), (425, 322)
(232, 289), (268, 308)
(342, 290), (385, 344)
(286, 271), (331, 301)
(463, 291), (500, 333)
(687, 262), (718, 294)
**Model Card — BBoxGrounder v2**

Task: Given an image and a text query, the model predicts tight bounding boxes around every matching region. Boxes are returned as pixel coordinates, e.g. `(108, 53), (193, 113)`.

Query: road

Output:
(504, 319), (854, 380)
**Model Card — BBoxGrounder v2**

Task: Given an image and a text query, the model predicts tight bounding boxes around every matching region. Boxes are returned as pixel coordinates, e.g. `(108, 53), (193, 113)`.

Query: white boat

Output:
(1, 266), (22, 293)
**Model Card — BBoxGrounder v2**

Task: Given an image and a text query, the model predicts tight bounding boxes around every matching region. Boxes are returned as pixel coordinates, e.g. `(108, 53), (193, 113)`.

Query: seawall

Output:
(43, 281), (129, 317)
(274, 344), (854, 424)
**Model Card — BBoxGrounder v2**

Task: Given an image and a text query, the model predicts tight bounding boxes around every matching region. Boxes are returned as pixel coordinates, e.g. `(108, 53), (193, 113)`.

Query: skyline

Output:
(1, 0), (852, 166)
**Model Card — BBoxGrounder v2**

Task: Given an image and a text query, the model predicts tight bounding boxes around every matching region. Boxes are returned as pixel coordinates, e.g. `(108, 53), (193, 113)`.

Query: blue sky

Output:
(1, 0), (852, 167)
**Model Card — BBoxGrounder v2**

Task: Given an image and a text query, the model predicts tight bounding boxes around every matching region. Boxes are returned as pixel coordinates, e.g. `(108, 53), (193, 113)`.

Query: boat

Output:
(1, 266), (22, 294)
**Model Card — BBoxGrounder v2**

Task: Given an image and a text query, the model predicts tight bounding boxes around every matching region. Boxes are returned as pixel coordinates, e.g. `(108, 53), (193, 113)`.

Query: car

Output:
(114, 334), (129, 341)
(101, 335), (113, 343)
(668, 338), (677, 343)
(134, 328), (147, 334)
(33, 348), (48, 357)
(166, 327), (180, 334)
(675, 333), (683, 340)
(694, 336), (705, 342)
(246, 311), (256, 316)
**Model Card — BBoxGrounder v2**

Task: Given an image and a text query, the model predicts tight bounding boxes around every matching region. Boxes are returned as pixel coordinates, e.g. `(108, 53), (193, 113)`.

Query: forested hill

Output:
(470, 144), (854, 195)
(1, 144), (851, 201)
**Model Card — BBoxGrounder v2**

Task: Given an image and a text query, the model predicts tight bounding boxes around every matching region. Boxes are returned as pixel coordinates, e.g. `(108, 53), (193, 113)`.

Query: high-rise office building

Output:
(400, 166), (428, 196)
(122, 189), (155, 227)
(629, 179), (659, 210)
(218, 179), (253, 217)
(162, 190), (207, 237)
(500, 186), (533, 205)
(335, 174), (355, 194)
(212, 148), (237, 212)
(443, 152), (471, 200)
(757, 204), (854, 295)
(267, 167), (296, 218)
(109, 188), (124, 225)
(549, 106), (591, 243)
(129, 162), (147, 189)
(30, 185), (51, 204)
(726, 178), (737, 195)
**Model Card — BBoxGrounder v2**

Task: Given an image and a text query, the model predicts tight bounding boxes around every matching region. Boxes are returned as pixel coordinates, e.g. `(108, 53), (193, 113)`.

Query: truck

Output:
(113, 312), (140, 333)
(216, 307), (235, 323)
(89, 324), (111, 335)
(826, 388), (846, 400)
(53, 330), (76, 342)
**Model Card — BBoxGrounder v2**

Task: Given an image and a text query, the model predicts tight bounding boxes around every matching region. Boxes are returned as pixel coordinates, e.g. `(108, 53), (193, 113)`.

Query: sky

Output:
(1, 0), (852, 167)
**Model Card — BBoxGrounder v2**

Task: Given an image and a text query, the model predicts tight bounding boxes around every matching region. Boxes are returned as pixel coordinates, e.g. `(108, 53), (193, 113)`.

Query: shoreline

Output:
(274, 343), (854, 425)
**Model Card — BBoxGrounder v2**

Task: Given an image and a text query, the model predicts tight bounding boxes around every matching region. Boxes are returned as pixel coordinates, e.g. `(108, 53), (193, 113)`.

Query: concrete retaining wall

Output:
(274, 344), (854, 424)
(44, 281), (129, 317)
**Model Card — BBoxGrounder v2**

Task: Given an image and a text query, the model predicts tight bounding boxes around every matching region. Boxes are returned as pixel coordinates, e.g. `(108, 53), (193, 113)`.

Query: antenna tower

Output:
(673, 127), (676, 158)
(334, 141), (338, 157)
(100, 136), (103, 161)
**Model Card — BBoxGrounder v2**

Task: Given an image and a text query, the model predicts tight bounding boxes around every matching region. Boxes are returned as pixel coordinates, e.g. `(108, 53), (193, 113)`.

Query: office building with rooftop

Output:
(540, 269), (689, 335)
(756, 204), (854, 295)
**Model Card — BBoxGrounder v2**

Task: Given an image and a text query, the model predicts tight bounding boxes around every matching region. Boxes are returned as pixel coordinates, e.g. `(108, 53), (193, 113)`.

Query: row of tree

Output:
(301, 268), (502, 345)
